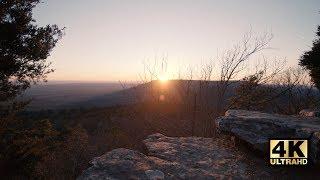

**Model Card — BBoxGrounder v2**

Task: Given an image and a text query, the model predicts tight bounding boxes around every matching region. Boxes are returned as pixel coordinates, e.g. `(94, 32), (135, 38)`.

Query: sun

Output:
(159, 75), (168, 82)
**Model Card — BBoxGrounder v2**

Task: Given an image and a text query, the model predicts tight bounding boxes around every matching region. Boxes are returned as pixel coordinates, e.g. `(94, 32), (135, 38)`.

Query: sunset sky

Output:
(34, 0), (319, 82)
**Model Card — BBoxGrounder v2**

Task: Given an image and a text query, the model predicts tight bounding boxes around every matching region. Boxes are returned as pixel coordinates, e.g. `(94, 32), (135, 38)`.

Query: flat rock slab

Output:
(216, 110), (320, 164)
(78, 133), (272, 179)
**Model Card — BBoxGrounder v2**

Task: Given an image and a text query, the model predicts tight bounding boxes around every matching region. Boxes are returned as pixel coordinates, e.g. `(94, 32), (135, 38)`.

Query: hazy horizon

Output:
(34, 0), (320, 81)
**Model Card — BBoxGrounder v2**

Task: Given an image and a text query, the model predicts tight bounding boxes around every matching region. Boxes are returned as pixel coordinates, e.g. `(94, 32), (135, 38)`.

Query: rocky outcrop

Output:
(216, 110), (320, 164)
(78, 110), (320, 179)
(78, 133), (272, 179)
(299, 109), (320, 117)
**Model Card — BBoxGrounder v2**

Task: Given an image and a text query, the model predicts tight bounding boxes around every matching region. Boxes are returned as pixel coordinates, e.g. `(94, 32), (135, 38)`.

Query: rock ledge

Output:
(78, 133), (271, 179)
(216, 110), (320, 164)
(78, 110), (320, 179)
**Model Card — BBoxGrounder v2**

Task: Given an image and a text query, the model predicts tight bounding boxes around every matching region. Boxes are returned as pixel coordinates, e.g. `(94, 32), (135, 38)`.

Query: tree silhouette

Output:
(300, 26), (320, 90)
(0, 0), (63, 112)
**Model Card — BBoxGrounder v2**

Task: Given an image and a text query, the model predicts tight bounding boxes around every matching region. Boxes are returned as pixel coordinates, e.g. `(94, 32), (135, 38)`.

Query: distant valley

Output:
(23, 82), (133, 110)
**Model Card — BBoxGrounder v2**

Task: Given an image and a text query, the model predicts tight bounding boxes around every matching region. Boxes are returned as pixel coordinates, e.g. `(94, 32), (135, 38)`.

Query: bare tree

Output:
(271, 68), (319, 114)
(229, 66), (319, 115)
(216, 31), (274, 114)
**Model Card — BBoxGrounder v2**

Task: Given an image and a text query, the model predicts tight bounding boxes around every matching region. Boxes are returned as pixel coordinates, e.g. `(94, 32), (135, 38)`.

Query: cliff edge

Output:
(78, 110), (320, 179)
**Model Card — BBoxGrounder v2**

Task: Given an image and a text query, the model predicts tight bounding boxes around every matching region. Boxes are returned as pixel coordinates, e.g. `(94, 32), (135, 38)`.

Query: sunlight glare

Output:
(159, 75), (168, 83)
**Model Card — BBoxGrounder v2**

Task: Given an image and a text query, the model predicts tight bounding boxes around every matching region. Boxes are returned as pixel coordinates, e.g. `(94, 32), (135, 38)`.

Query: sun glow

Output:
(159, 75), (168, 82)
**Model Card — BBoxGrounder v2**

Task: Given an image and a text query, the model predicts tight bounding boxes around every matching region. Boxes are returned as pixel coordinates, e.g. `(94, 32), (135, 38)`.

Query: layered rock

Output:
(216, 110), (320, 164)
(78, 133), (272, 179)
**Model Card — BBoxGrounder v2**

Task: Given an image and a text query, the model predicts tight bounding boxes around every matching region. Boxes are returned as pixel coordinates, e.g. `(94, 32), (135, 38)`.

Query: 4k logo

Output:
(269, 139), (308, 165)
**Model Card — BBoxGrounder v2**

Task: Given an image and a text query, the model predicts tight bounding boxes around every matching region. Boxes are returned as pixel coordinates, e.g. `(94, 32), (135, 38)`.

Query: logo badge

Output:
(269, 139), (308, 165)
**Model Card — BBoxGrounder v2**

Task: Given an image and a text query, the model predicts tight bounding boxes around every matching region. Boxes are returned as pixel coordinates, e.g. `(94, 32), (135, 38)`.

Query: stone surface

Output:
(216, 110), (320, 164)
(78, 133), (272, 179)
(145, 170), (164, 180)
(78, 110), (320, 179)
(299, 109), (320, 117)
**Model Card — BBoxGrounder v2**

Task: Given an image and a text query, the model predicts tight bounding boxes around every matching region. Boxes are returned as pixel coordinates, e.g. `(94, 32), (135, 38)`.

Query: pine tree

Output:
(300, 26), (320, 89)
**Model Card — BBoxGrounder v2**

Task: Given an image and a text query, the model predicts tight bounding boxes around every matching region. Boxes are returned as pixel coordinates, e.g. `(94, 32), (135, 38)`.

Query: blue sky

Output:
(34, 0), (320, 81)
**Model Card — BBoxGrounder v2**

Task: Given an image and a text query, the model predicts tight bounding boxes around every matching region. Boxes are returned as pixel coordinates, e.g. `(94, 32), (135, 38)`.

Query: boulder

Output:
(78, 133), (272, 179)
(299, 109), (320, 117)
(216, 110), (320, 164)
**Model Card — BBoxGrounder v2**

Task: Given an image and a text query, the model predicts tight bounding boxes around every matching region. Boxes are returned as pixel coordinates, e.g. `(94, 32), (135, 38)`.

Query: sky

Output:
(33, 0), (320, 82)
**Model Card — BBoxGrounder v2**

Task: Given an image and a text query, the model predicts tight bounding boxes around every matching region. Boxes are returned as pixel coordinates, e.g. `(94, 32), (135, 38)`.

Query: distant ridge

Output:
(23, 80), (319, 111)
(74, 80), (240, 109)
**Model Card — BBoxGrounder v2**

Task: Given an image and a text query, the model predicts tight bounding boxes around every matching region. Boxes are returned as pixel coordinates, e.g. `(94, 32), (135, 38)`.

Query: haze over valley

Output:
(1, 0), (320, 179)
